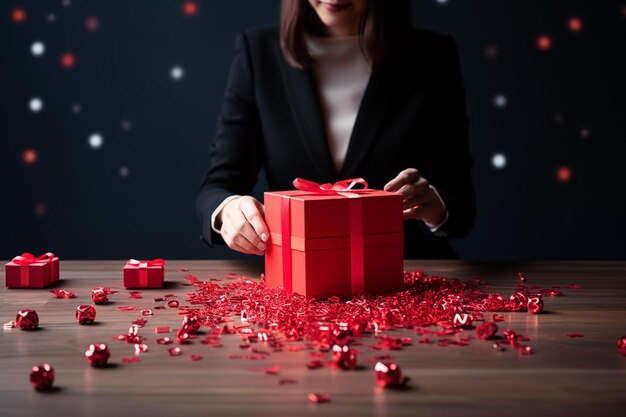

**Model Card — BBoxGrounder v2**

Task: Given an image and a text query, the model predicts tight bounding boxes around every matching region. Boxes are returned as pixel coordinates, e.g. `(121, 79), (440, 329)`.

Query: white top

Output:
(305, 33), (372, 174)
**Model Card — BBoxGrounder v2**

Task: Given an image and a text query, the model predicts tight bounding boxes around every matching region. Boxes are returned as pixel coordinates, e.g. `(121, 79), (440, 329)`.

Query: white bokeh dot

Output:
(121, 120), (132, 131)
(47, 13), (56, 22)
(31, 41), (45, 56)
(494, 94), (507, 108)
(88, 133), (103, 149)
(170, 66), (184, 80)
(435, 0), (449, 4)
(119, 166), (129, 177)
(72, 103), (81, 114)
(29, 98), (43, 112)
(492, 153), (507, 169)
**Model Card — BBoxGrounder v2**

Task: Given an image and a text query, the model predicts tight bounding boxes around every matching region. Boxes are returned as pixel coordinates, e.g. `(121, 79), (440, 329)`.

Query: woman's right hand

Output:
(216, 196), (269, 256)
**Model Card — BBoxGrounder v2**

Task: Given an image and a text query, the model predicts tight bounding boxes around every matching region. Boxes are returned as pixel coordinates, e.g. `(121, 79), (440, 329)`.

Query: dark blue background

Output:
(2, 0), (625, 260)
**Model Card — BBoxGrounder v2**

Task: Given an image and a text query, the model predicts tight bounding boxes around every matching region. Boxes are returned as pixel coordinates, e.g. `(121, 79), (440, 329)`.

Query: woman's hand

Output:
(384, 168), (447, 225)
(217, 196), (269, 256)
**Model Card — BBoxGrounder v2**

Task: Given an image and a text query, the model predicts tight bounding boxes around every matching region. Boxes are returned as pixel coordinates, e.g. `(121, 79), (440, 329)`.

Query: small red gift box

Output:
(123, 259), (165, 288)
(264, 178), (404, 299)
(5, 252), (60, 288)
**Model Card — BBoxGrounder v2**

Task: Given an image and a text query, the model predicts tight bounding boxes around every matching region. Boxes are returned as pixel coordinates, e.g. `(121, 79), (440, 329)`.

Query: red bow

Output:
(12, 252), (55, 265)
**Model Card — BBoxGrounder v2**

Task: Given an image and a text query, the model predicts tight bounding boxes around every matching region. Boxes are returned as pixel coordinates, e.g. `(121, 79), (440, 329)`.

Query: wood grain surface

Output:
(1, 260), (625, 417)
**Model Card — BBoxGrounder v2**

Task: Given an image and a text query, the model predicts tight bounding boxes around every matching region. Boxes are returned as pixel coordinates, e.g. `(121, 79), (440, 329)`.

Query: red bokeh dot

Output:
(621, 6), (626, 18)
(60, 53), (75, 68)
(34, 203), (48, 218)
(556, 166), (572, 183)
(568, 17), (583, 32)
(23, 148), (38, 165)
(11, 7), (26, 23)
(85, 16), (99, 31)
(183, 1), (198, 16)
(537, 35), (552, 50)
(484, 45), (499, 59)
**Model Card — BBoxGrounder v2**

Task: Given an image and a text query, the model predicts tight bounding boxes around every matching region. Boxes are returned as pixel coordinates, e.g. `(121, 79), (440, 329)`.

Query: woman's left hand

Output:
(384, 168), (447, 225)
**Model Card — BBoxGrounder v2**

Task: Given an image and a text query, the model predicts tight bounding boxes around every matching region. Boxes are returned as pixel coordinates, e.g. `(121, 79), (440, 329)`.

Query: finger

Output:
(402, 186), (434, 210)
(403, 207), (419, 220)
(240, 198), (269, 244)
(229, 208), (267, 252)
(397, 180), (430, 200)
(384, 168), (420, 192)
(222, 228), (264, 255)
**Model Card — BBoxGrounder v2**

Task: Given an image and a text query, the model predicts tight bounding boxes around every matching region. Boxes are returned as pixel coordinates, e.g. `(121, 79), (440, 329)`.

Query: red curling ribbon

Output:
(277, 178), (369, 295)
(12, 252), (55, 287)
(126, 258), (165, 287)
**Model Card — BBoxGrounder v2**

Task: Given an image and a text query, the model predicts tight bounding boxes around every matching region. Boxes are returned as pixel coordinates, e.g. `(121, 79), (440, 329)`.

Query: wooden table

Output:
(1, 260), (625, 417)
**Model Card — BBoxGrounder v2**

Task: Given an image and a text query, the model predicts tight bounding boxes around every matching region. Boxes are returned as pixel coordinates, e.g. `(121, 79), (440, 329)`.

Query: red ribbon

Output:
(12, 252), (56, 287)
(280, 178), (369, 295)
(126, 259), (165, 287)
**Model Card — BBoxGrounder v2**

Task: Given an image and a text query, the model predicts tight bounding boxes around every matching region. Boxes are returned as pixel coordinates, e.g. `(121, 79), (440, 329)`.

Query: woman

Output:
(196, 0), (475, 259)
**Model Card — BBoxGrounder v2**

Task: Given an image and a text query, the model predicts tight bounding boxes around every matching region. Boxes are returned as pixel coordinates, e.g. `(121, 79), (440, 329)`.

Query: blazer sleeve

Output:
(423, 35), (476, 239)
(195, 32), (264, 246)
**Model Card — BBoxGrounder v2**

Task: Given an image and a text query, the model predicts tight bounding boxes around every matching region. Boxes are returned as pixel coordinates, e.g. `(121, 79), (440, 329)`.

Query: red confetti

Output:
(179, 268), (189, 272)
(527, 296), (544, 314)
(492, 314), (505, 322)
(85, 343), (110, 366)
(92, 287), (116, 304)
(176, 326), (192, 344)
(157, 337), (173, 345)
(119, 306), (137, 312)
(279, 379), (297, 385)
(306, 360), (324, 370)
(518, 272), (525, 282)
(129, 291), (143, 299)
(11, 8), (26, 23)
(618, 337), (626, 355)
(182, 315), (201, 333)
(168, 347), (182, 356)
(122, 357), (140, 363)
(308, 393), (330, 403)
(134, 344), (148, 354)
(141, 309), (153, 316)
(565, 284), (581, 289)
(452, 313), (473, 328)
(374, 361), (409, 389)
(16, 310), (39, 330)
(50, 289), (76, 299)
(76, 305), (97, 324)
(168, 300), (180, 308)
(189, 354), (203, 361)
(475, 322), (499, 340)
(265, 364), (281, 374)
(566, 333), (584, 338)
(132, 318), (148, 327)
(30, 363), (54, 390)
(332, 344), (357, 370)
(155, 326), (170, 334)
(60, 53), (76, 68)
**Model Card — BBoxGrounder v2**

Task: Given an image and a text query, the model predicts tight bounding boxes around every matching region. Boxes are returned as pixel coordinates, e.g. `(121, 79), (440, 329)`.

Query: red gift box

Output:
(5, 252), (60, 288)
(123, 259), (165, 288)
(264, 178), (404, 299)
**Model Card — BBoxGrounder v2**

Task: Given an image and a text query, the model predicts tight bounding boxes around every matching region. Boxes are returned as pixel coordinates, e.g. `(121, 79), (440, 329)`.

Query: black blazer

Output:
(196, 26), (476, 259)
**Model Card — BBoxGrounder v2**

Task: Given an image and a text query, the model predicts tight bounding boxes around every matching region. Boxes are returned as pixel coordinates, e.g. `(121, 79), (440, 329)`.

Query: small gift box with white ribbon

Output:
(5, 252), (60, 288)
(123, 258), (165, 288)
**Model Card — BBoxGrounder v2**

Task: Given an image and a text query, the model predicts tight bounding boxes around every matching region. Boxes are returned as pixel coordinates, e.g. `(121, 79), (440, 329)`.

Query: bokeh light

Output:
(183, 2), (199, 16)
(60, 53), (76, 68)
(11, 8), (26, 23)
(494, 94), (507, 108)
(88, 133), (103, 149)
(31, 41), (45, 56)
(29, 98), (43, 113)
(556, 166), (572, 183)
(492, 153), (507, 169)
(23, 149), (38, 165)
(537, 35), (552, 50)
(170, 66), (184, 80)
(85, 17), (100, 31)
(568, 17), (583, 32)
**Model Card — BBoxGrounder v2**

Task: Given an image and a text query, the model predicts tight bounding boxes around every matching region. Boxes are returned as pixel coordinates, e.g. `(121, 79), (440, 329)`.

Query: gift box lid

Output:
(265, 189), (403, 240)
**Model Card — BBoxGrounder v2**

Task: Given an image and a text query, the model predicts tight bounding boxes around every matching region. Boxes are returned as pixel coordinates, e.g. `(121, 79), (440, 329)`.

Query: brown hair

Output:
(280, 0), (412, 69)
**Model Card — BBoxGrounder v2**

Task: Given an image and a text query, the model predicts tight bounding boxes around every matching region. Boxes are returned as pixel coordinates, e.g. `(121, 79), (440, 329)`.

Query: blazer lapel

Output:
(279, 60), (336, 181)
